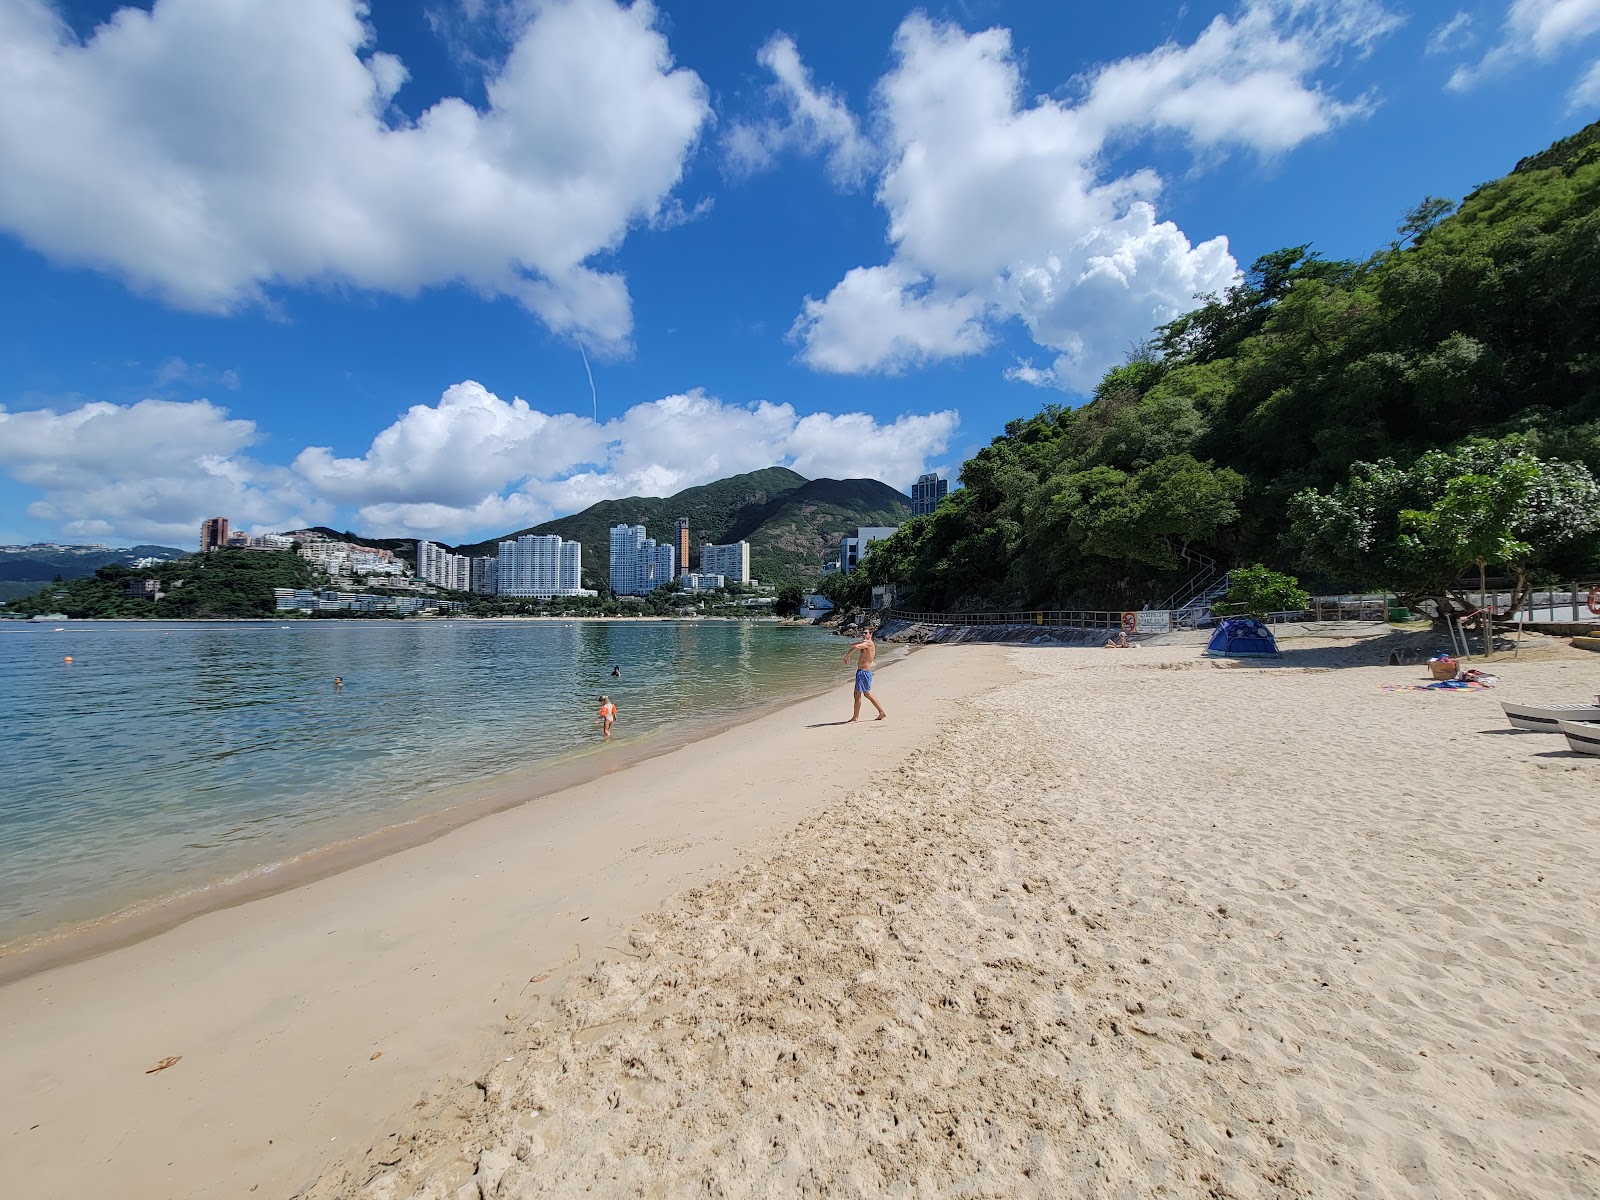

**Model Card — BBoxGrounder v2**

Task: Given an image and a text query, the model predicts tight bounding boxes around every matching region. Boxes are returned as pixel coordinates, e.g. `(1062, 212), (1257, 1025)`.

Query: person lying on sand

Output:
(1104, 632), (1131, 648)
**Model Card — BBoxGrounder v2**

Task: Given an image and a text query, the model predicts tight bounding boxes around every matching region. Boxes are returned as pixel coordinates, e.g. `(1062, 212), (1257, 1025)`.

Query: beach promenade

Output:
(5, 633), (1599, 1198)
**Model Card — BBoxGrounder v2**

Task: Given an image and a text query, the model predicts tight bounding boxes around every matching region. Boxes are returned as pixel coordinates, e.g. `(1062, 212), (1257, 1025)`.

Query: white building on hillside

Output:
(699, 540), (750, 584)
(679, 573), (725, 591)
(838, 526), (898, 574)
(295, 533), (407, 578)
(609, 524), (675, 596)
(497, 534), (585, 598)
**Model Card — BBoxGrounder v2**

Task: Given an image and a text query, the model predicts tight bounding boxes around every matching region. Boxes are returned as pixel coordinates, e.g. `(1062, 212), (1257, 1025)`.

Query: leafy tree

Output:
(1214, 565), (1310, 617)
(773, 584), (803, 617)
(1288, 438), (1600, 617)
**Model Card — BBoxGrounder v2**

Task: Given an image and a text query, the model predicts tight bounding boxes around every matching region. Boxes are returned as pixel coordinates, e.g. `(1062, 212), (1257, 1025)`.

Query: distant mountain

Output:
(0, 542), (190, 603)
(453, 467), (911, 585)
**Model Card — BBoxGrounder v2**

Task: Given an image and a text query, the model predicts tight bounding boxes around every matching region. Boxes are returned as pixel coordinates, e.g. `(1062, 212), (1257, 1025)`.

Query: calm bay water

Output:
(0, 619), (847, 948)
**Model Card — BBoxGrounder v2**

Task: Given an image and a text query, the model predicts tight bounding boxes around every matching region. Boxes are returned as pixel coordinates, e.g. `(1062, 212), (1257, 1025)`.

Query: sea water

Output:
(0, 619), (849, 949)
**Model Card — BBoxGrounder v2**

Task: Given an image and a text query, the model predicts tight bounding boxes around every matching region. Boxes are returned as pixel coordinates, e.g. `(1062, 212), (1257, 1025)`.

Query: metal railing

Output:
(884, 607), (1124, 630)
(1160, 548), (1221, 612)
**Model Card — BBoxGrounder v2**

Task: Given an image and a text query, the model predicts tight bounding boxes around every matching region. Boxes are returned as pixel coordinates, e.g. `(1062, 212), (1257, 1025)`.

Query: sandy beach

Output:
(5, 629), (1599, 1198)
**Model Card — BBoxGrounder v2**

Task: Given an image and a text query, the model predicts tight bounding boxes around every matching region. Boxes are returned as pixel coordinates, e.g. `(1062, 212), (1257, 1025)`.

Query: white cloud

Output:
(0, 0), (710, 351)
(296, 381), (959, 538)
(1449, 0), (1600, 90)
(0, 398), (328, 543)
(789, 265), (993, 374)
(0, 383), (959, 543)
(724, 33), (875, 188)
(788, 3), (1390, 392)
(1426, 12), (1475, 56)
(1572, 56), (1600, 104)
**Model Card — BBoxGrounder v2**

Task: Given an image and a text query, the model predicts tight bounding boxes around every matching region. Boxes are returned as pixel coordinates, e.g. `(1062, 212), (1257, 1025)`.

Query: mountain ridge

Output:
(454, 466), (910, 585)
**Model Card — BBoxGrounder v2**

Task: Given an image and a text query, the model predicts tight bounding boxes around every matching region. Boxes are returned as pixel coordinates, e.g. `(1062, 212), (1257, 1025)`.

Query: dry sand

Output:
(6, 630), (1600, 1198)
(306, 631), (1600, 1200)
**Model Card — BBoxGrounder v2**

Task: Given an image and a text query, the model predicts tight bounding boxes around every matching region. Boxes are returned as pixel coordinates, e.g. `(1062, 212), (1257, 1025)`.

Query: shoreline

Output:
(0, 638), (903, 985)
(0, 641), (987, 1200)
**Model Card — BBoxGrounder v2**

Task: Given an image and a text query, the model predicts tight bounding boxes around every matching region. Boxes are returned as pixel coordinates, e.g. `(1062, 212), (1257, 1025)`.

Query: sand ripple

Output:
(311, 642), (1600, 1199)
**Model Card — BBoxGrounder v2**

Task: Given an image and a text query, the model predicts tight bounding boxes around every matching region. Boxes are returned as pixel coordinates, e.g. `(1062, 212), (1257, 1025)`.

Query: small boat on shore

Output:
(1558, 720), (1600, 756)
(1501, 700), (1600, 731)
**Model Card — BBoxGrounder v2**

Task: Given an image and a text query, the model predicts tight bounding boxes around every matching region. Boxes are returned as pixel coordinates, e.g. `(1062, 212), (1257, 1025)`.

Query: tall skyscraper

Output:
(200, 517), (229, 553)
(700, 540), (751, 583)
(609, 524), (675, 595)
(911, 473), (949, 516)
(496, 534), (583, 597)
(675, 517), (690, 575)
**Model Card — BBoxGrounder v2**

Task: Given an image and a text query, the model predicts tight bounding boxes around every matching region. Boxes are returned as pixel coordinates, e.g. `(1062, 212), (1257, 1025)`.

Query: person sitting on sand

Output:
(596, 694), (617, 741)
(1104, 631), (1130, 648)
(843, 628), (887, 722)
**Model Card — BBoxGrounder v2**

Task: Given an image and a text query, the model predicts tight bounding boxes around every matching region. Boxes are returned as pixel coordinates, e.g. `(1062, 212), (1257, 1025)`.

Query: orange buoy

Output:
(64, 656), (73, 663)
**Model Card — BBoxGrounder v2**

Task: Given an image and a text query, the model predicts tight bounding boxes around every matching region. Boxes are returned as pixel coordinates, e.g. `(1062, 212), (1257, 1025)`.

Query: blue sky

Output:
(1, 0), (1597, 549)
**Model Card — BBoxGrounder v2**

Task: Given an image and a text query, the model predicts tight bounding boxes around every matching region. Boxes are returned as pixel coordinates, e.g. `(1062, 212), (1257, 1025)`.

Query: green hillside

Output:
(453, 466), (910, 586)
(849, 118), (1600, 613)
(726, 477), (912, 581)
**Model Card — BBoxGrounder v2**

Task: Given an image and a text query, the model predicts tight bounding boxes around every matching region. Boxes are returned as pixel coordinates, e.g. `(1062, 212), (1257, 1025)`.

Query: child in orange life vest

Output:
(596, 694), (617, 741)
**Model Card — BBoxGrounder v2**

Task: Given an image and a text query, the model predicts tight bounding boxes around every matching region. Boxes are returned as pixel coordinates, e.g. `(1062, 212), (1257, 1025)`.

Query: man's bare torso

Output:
(852, 637), (877, 670)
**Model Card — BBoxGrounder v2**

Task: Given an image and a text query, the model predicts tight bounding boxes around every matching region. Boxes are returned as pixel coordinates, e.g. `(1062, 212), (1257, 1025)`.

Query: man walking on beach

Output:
(843, 627), (887, 722)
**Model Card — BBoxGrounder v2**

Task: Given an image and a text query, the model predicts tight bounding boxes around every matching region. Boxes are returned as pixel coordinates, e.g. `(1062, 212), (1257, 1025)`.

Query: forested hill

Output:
(852, 119), (1600, 613)
(453, 467), (911, 585)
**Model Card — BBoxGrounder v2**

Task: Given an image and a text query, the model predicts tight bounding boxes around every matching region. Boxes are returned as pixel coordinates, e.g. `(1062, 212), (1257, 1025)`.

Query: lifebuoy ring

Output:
(1121, 612), (1137, 632)
(1587, 586), (1600, 616)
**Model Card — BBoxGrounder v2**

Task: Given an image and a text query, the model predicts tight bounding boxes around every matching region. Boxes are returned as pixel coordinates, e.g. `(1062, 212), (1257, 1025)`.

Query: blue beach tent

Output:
(1204, 617), (1280, 658)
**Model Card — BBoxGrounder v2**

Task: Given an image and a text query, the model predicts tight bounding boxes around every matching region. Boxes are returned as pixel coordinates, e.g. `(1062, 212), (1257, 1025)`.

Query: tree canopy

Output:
(863, 119), (1600, 613)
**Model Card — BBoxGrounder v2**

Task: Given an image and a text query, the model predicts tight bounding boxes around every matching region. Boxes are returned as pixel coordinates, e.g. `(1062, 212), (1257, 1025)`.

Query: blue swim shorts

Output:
(855, 669), (874, 692)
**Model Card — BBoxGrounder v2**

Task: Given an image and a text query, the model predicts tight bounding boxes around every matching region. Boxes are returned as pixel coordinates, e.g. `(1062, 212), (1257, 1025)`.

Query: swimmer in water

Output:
(334, 676), (344, 689)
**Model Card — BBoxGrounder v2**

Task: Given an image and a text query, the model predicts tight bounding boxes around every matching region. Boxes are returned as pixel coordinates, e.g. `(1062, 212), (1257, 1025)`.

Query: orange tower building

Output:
(675, 517), (690, 576)
(200, 516), (230, 553)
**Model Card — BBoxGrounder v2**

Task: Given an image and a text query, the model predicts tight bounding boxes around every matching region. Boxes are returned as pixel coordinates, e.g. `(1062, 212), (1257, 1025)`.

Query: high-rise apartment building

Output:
(496, 534), (583, 598)
(417, 540), (472, 591)
(911, 472), (949, 516)
(699, 540), (750, 583)
(471, 555), (498, 595)
(200, 517), (229, 553)
(675, 517), (690, 575)
(608, 524), (675, 596)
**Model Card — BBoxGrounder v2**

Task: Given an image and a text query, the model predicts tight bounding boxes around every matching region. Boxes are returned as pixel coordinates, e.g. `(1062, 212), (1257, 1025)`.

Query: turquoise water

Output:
(0, 619), (848, 948)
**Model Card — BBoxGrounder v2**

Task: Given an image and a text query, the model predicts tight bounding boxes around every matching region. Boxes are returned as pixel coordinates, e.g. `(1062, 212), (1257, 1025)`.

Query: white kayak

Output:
(1558, 720), (1600, 756)
(1501, 700), (1600, 731)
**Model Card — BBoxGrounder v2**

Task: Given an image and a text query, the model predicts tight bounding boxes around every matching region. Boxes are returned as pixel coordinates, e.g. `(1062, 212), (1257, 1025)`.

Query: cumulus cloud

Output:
(787, 2), (1392, 392)
(0, 0), (710, 351)
(0, 398), (328, 543)
(1449, 0), (1600, 90)
(0, 383), (958, 542)
(724, 33), (875, 188)
(296, 381), (960, 537)
(790, 265), (993, 374)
